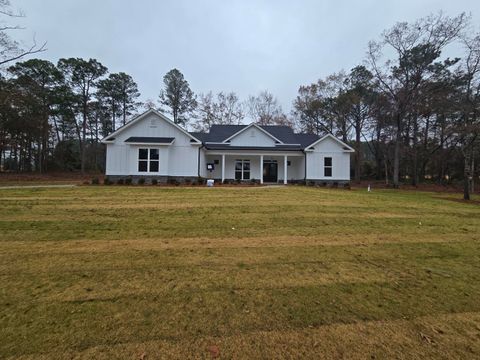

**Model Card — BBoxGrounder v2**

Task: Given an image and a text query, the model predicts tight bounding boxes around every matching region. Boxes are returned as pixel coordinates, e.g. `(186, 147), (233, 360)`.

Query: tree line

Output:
(0, 58), (141, 173)
(0, 2), (479, 199)
(290, 12), (480, 199)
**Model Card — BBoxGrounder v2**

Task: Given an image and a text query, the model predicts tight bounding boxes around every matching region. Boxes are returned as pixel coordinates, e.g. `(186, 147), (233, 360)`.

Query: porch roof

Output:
(204, 144), (303, 151)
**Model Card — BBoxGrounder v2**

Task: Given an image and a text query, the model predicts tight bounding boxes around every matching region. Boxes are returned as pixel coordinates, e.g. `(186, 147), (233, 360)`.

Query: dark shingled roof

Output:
(125, 137), (175, 143)
(189, 125), (320, 150)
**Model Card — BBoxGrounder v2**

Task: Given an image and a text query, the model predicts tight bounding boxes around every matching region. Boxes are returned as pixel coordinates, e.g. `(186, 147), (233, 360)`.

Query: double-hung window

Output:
(324, 157), (332, 177)
(235, 159), (250, 180)
(138, 148), (159, 172)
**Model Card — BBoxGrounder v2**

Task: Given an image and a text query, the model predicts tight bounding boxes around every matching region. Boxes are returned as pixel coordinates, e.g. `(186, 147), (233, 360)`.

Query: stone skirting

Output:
(305, 179), (350, 187)
(105, 175), (200, 185)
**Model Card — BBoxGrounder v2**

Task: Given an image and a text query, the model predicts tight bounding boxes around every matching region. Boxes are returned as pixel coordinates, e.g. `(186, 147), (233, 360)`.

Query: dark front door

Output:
(263, 161), (278, 182)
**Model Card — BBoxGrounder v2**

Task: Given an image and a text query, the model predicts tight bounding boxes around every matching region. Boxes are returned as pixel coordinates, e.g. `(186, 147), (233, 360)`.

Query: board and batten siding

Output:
(228, 126), (277, 147)
(105, 112), (199, 177)
(306, 136), (351, 180)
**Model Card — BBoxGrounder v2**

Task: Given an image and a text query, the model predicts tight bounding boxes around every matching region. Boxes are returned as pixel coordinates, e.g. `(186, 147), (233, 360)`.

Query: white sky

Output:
(10, 0), (480, 114)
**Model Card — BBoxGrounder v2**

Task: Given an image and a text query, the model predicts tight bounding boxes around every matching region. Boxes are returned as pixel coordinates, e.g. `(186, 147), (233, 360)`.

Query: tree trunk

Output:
(81, 112), (87, 175)
(393, 128), (401, 188)
(412, 116), (418, 186)
(354, 122), (361, 183)
(464, 154), (470, 200)
(123, 99), (127, 126)
(471, 149), (475, 194)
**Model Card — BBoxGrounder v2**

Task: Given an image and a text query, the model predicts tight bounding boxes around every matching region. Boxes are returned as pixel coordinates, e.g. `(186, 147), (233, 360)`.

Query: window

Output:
(324, 157), (332, 177)
(138, 148), (159, 172)
(235, 159), (250, 180)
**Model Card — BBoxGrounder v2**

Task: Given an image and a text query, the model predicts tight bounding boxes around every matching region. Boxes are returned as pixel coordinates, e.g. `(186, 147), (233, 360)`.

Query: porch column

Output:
(260, 155), (263, 184)
(221, 154), (225, 183)
(283, 155), (288, 185)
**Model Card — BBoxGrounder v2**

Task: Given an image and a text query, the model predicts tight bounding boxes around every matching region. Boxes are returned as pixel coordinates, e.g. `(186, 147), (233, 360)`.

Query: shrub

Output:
(322, 182), (327, 187)
(343, 182), (351, 189)
(125, 177), (132, 185)
(138, 178), (145, 185)
(104, 177), (112, 185)
(332, 182), (338, 188)
(307, 181), (315, 186)
(117, 178), (124, 185)
(91, 177), (100, 185)
(184, 178), (192, 185)
(151, 178), (158, 185)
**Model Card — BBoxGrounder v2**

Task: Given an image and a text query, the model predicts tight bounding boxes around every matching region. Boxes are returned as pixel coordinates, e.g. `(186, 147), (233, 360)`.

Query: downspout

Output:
(197, 144), (204, 178)
(303, 150), (307, 182)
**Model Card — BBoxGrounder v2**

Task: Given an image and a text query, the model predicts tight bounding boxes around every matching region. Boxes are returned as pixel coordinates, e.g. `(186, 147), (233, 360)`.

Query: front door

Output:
(263, 160), (278, 182)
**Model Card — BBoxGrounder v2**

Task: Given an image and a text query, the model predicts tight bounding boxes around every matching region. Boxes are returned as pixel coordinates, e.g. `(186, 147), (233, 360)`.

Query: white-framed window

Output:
(235, 159), (250, 180)
(324, 157), (332, 177)
(138, 148), (159, 172)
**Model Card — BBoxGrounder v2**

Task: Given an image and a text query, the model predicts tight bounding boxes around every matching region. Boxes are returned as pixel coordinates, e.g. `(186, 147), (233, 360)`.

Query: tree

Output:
(0, 0), (46, 66)
(341, 66), (375, 183)
(57, 58), (107, 174)
(158, 68), (196, 125)
(293, 74), (351, 138)
(366, 12), (468, 187)
(7, 59), (62, 172)
(247, 91), (286, 125)
(456, 33), (480, 200)
(194, 92), (215, 132)
(97, 72), (140, 132)
(194, 91), (244, 131)
(293, 81), (328, 134)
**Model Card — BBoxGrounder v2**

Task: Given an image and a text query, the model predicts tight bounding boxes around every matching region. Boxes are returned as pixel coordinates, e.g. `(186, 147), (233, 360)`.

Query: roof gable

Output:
(222, 123), (284, 144)
(304, 133), (354, 152)
(101, 109), (201, 144)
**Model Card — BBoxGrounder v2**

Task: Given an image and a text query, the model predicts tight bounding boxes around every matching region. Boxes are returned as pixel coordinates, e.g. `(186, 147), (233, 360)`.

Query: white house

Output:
(102, 109), (354, 184)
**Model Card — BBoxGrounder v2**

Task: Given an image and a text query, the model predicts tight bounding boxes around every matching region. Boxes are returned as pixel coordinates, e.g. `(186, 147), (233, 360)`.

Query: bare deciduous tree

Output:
(247, 90), (286, 125)
(366, 12), (468, 187)
(0, 0), (46, 67)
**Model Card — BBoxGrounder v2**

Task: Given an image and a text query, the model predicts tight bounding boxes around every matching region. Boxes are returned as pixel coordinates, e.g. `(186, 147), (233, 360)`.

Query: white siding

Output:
(229, 127), (277, 147)
(105, 112), (199, 176)
(305, 136), (351, 180)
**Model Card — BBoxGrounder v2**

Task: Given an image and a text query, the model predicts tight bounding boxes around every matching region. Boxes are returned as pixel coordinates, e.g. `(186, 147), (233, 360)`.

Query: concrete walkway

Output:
(0, 184), (77, 190)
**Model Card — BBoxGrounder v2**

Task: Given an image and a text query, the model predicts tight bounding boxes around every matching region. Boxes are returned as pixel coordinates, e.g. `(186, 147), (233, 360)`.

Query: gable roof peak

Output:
(101, 108), (201, 144)
(221, 123), (284, 144)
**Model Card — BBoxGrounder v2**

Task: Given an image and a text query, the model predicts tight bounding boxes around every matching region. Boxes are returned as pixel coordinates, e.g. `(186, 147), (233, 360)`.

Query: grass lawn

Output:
(0, 185), (480, 359)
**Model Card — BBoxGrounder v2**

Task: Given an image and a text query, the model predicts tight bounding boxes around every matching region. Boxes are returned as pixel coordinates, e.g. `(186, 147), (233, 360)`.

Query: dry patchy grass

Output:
(0, 186), (480, 359)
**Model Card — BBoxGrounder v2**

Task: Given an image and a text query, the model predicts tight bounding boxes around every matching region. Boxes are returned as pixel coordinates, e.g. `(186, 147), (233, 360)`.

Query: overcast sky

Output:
(11, 0), (480, 114)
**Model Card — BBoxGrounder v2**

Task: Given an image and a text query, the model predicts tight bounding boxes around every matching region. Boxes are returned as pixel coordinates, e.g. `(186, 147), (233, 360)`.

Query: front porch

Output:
(204, 152), (305, 184)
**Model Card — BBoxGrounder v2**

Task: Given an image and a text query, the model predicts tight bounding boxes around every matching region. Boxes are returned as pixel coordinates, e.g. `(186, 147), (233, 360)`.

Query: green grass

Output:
(0, 186), (480, 359)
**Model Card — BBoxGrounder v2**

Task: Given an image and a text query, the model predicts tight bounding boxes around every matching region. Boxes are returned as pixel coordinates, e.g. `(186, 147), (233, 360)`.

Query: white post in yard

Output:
(221, 154), (225, 183)
(260, 155), (263, 184)
(283, 155), (288, 185)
